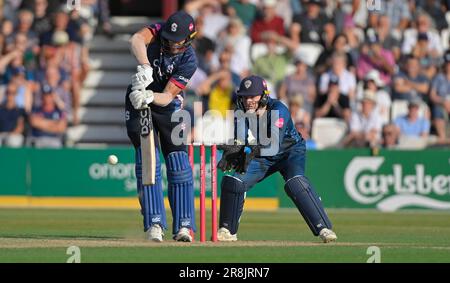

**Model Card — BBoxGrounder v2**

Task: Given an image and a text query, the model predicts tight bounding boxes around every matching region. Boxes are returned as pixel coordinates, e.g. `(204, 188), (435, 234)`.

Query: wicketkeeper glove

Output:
(217, 144), (245, 172)
(234, 145), (261, 174)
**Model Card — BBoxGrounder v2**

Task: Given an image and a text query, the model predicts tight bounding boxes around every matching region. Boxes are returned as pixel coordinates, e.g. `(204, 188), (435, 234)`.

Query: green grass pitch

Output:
(0, 208), (449, 263)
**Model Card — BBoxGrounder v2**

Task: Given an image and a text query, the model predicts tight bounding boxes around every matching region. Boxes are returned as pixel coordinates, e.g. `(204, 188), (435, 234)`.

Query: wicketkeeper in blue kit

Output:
(216, 75), (337, 243)
(125, 11), (197, 242)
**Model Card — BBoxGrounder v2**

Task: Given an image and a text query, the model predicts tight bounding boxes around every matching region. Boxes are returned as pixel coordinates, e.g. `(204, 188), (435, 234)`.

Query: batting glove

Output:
(131, 64), (153, 90)
(129, 89), (154, 109)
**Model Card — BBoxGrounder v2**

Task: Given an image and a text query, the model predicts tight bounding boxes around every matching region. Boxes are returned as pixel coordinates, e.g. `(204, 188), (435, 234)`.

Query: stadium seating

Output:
(396, 135), (430, 149)
(66, 124), (128, 146)
(311, 117), (348, 149)
(390, 99), (429, 121)
(294, 43), (323, 67)
(67, 17), (145, 146)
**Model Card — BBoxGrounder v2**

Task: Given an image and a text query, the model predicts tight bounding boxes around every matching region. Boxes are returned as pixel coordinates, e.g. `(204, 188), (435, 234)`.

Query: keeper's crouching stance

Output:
(217, 75), (337, 243)
(125, 11), (198, 242)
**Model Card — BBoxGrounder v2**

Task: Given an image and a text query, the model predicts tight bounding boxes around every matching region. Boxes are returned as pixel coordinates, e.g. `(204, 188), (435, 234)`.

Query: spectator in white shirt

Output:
(343, 90), (383, 147)
(356, 70), (392, 125)
(318, 52), (356, 101)
(401, 12), (443, 57)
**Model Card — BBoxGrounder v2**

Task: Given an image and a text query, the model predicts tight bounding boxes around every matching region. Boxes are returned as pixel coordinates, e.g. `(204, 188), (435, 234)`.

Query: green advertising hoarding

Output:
(0, 147), (280, 198)
(0, 148), (28, 195)
(279, 149), (450, 211)
(2, 148), (450, 211)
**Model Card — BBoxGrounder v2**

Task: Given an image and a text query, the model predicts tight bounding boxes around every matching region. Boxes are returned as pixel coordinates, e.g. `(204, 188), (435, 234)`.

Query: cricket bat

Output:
(140, 103), (156, 185)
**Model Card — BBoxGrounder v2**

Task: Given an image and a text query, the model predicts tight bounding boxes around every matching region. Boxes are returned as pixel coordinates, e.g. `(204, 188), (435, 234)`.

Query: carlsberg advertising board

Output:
(279, 149), (450, 211)
(345, 156), (450, 211)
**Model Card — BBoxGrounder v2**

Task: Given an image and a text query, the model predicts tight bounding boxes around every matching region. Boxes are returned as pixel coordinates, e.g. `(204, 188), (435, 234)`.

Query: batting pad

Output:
(219, 175), (246, 235)
(136, 147), (167, 232)
(284, 175), (332, 236)
(166, 151), (196, 234)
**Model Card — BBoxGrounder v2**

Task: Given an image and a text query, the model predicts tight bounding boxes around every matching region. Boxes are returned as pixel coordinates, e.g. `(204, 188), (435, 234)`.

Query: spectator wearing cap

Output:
(315, 33), (355, 75)
(429, 50), (450, 140)
(412, 32), (433, 59)
(314, 74), (351, 123)
(29, 86), (67, 148)
(227, 0), (258, 28)
(394, 99), (430, 138)
(216, 17), (251, 78)
(290, 0), (331, 45)
(250, 0), (285, 43)
(411, 32), (441, 81)
(343, 90), (383, 147)
(359, 70), (391, 125)
(402, 12), (443, 58)
(318, 52), (356, 102)
(0, 82), (26, 147)
(356, 33), (395, 86)
(278, 57), (316, 115)
(393, 55), (430, 102)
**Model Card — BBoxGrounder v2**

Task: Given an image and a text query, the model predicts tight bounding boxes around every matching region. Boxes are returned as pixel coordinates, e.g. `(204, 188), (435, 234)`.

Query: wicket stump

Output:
(188, 143), (218, 242)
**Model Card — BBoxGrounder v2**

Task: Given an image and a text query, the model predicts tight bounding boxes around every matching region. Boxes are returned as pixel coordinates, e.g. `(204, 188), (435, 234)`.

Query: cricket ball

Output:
(108, 155), (118, 165)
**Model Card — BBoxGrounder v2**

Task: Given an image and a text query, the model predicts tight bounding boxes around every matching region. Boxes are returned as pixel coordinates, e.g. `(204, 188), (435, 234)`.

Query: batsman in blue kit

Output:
(125, 11), (197, 242)
(217, 75), (337, 243)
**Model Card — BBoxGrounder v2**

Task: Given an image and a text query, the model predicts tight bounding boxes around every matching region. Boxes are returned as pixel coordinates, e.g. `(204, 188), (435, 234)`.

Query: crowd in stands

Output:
(0, 0), (110, 148)
(2, 0), (450, 150)
(184, 0), (450, 149)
